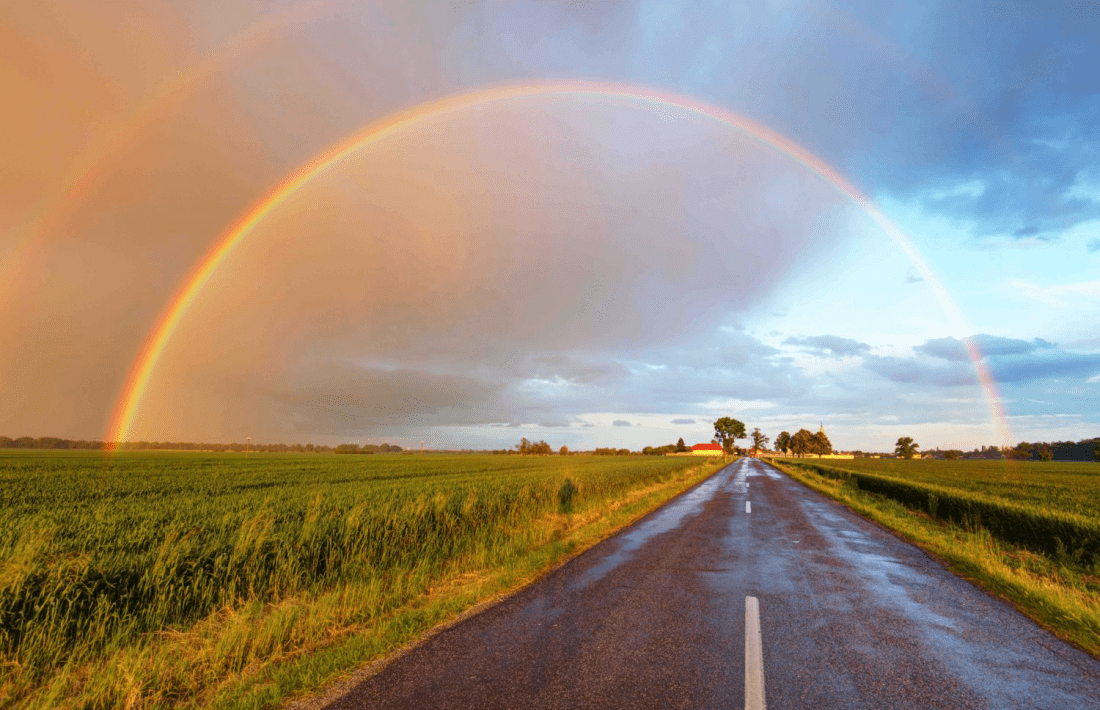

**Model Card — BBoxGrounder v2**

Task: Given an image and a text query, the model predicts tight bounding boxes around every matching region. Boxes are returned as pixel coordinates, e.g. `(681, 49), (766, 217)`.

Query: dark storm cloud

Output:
(263, 363), (510, 435)
(863, 355), (975, 387)
(915, 335), (1054, 362)
(869, 5), (1099, 240)
(989, 352), (1100, 384)
(523, 355), (630, 386)
(866, 335), (1100, 388)
(714, 332), (782, 367)
(783, 335), (871, 359)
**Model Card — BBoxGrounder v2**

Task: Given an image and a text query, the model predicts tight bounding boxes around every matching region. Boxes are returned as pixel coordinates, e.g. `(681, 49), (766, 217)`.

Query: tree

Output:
(774, 431), (791, 455)
(944, 449), (963, 460)
(750, 428), (769, 456)
(895, 436), (919, 459)
(1037, 443), (1053, 462)
(790, 429), (815, 457)
(1008, 442), (1034, 460)
(713, 417), (746, 456)
(517, 438), (530, 455)
(812, 430), (832, 456)
(1094, 444), (1100, 462)
(560, 445), (569, 456)
(676, 437), (688, 453)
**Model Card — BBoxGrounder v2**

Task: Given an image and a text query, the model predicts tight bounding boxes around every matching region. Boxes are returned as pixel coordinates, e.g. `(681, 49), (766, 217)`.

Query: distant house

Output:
(691, 443), (724, 456)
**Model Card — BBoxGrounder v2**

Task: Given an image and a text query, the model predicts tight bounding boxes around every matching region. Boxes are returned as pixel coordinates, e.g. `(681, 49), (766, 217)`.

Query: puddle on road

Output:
(567, 463), (735, 592)
(739, 457), (784, 480)
(798, 497), (1090, 707)
(726, 460), (750, 494)
(802, 498), (956, 625)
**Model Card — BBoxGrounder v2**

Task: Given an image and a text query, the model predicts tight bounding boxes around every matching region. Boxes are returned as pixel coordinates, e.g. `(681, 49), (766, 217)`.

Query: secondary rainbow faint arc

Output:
(107, 80), (1011, 448)
(0, 0), (363, 300)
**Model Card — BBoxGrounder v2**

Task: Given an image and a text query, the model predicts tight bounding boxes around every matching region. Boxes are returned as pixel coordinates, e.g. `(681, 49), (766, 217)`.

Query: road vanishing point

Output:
(320, 458), (1100, 709)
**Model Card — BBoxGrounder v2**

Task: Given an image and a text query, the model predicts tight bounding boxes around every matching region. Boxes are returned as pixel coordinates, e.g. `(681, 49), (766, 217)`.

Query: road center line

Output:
(745, 500), (751, 514)
(745, 596), (766, 710)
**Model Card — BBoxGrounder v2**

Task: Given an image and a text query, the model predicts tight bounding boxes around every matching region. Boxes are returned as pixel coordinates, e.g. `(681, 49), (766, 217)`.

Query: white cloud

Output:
(698, 398), (777, 411)
(1087, 374), (1100, 384)
(1009, 279), (1100, 307)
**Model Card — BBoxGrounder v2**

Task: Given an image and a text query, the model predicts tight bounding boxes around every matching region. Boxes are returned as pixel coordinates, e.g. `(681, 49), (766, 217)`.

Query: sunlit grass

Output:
(0, 451), (723, 708)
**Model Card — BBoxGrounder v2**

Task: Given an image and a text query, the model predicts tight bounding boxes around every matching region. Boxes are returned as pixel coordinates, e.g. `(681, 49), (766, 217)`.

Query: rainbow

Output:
(106, 80), (1012, 448)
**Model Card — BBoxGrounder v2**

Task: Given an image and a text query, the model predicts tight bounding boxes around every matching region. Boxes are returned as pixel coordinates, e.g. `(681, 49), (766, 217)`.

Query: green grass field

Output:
(0, 450), (723, 708)
(795, 457), (1100, 518)
(771, 456), (1100, 658)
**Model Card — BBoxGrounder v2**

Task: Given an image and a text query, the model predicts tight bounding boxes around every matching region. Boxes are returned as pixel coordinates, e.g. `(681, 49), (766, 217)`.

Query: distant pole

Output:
(421, 440), (425, 453)
(246, 436), (251, 457)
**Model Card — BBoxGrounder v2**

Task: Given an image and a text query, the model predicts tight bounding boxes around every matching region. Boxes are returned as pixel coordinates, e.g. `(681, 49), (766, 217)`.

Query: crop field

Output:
(0, 450), (722, 708)
(789, 457), (1100, 518)
(772, 456), (1100, 657)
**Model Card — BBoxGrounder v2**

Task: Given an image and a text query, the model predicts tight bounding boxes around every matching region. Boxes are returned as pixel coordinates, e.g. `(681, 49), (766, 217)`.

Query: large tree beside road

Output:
(750, 428), (769, 456)
(895, 437), (919, 459)
(790, 429), (816, 457)
(713, 417), (746, 456)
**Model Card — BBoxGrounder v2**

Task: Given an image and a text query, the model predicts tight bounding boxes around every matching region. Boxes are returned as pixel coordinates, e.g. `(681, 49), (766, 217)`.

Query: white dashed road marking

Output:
(745, 501), (751, 514)
(745, 596), (766, 710)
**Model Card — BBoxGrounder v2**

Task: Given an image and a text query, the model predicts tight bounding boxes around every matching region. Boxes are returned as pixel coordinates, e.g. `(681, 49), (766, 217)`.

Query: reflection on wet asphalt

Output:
(569, 469), (727, 591)
(325, 458), (1100, 710)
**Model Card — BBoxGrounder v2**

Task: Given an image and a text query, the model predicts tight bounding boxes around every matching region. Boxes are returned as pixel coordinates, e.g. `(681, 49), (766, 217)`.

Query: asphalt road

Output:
(324, 458), (1100, 709)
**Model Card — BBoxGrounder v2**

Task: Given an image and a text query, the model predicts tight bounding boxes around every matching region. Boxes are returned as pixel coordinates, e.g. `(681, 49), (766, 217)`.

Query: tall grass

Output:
(0, 451), (720, 708)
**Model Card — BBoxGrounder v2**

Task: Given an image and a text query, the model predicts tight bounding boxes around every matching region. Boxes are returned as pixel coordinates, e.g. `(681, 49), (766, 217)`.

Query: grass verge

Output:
(770, 459), (1100, 660)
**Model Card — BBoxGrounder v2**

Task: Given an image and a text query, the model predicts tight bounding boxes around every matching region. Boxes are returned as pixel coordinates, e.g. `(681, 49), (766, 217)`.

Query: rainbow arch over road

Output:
(106, 80), (1011, 448)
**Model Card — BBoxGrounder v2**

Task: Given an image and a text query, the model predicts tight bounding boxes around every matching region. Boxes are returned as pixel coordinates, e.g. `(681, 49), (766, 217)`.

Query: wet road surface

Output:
(325, 458), (1100, 709)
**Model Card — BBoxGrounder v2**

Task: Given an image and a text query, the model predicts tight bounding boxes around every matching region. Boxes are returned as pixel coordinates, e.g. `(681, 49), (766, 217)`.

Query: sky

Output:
(1, 0), (1098, 452)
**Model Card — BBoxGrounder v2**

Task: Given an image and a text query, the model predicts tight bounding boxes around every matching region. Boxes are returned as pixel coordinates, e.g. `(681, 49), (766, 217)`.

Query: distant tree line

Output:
(847, 438), (1100, 462)
(1004, 438), (1100, 462)
(642, 438), (690, 456)
(0, 435), (416, 454)
(512, 438), (554, 455)
(0, 435), (112, 450)
(963, 438), (1100, 462)
(773, 429), (832, 457)
(333, 443), (404, 454)
(883, 438), (1100, 462)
